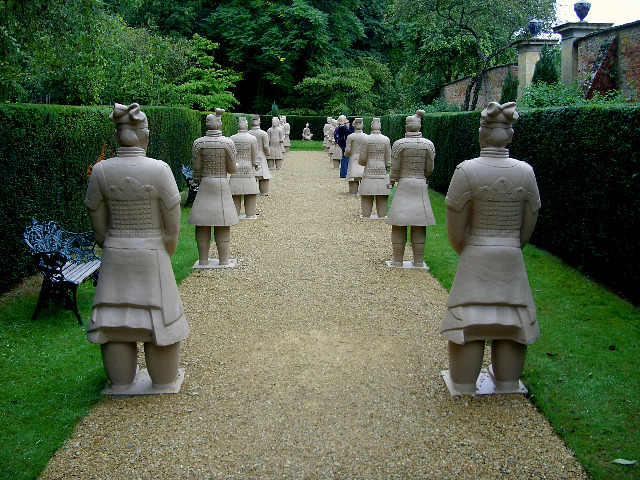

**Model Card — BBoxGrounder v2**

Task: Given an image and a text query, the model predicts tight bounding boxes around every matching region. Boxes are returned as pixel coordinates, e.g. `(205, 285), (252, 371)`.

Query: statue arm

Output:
(85, 168), (107, 247)
(446, 205), (470, 255)
(358, 143), (368, 166)
(192, 144), (202, 183)
(445, 167), (472, 255)
(425, 142), (436, 177)
(226, 142), (238, 174)
(344, 137), (353, 157)
(520, 166), (541, 248)
(160, 201), (180, 256)
(389, 151), (401, 184)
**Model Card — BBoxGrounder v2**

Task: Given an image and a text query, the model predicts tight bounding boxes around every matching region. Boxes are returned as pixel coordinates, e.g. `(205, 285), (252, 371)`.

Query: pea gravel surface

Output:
(40, 151), (587, 479)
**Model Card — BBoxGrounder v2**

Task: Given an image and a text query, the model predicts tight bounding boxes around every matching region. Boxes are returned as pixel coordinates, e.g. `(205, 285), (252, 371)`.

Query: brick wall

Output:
(576, 20), (640, 101)
(439, 64), (517, 109)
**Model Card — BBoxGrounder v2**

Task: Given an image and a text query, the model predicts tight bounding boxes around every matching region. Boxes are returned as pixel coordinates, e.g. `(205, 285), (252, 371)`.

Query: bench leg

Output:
(32, 279), (53, 320)
(69, 285), (83, 325)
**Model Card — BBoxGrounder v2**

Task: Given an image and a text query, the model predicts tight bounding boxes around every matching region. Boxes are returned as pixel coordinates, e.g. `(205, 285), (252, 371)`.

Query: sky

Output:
(555, 0), (640, 26)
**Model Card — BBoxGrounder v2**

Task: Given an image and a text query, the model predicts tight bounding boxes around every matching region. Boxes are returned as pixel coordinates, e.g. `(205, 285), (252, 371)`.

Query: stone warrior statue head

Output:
(478, 101), (518, 149)
(251, 114), (261, 128)
(206, 108), (225, 131)
(405, 109), (426, 133)
(110, 103), (149, 150)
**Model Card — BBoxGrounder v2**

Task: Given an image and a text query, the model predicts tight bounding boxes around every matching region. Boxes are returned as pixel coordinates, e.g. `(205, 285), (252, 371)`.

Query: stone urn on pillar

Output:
(574, 1), (590, 21)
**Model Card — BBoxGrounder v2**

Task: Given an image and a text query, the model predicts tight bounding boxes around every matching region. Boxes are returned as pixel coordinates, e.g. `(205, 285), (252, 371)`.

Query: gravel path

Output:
(41, 151), (587, 479)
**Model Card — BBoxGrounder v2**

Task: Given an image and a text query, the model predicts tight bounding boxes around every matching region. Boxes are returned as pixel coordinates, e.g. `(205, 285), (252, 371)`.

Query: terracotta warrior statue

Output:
(358, 117), (391, 218)
(267, 116), (284, 170)
(344, 117), (367, 195)
(323, 117), (333, 153)
(188, 108), (239, 267)
(280, 115), (291, 154)
(329, 118), (342, 169)
(249, 114), (271, 195)
(85, 103), (189, 394)
(440, 102), (541, 395)
(302, 123), (313, 141)
(230, 116), (260, 218)
(386, 110), (436, 268)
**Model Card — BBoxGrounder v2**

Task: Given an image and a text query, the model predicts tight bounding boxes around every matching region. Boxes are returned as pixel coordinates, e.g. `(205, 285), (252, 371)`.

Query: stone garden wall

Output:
(577, 20), (640, 100)
(438, 64), (518, 110)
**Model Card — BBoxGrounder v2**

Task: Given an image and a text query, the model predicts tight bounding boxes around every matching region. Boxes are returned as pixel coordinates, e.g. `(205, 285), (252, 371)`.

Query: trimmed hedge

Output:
(0, 104), (201, 294)
(3, 105), (638, 304)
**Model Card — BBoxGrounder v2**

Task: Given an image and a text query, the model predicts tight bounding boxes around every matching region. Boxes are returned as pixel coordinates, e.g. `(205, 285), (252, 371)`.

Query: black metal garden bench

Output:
(23, 218), (101, 325)
(181, 165), (199, 207)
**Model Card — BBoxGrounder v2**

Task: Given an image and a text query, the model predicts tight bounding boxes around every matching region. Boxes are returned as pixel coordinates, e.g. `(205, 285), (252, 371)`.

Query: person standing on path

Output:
(335, 114), (354, 178)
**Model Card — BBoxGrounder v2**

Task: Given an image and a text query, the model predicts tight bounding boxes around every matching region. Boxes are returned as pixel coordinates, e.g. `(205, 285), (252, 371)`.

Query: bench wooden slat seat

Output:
(23, 218), (101, 324)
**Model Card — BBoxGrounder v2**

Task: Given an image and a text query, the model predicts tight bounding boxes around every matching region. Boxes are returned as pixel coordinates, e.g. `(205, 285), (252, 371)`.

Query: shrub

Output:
(500, 68), (519, 103)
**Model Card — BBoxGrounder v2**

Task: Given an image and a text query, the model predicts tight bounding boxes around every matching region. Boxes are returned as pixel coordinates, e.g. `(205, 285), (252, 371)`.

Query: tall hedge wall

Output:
(422, 105), (640, 304)
(0, 104), (201, 294)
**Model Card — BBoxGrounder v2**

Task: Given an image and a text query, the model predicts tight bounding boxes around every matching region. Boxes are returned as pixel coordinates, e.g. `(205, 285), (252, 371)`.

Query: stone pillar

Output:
(553, 22), (613, 85)
(514, 39), (560, 98)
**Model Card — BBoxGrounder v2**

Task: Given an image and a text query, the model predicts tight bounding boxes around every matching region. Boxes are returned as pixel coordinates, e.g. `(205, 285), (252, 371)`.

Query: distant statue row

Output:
(329, 103), (540, 395)
(188, 111), (290, 268)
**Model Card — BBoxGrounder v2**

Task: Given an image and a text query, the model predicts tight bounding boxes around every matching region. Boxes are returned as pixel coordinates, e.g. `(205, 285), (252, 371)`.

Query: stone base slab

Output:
(441, 366), (528, 396)
(102, 368), (185, 396)
(192, 259), (237, 269)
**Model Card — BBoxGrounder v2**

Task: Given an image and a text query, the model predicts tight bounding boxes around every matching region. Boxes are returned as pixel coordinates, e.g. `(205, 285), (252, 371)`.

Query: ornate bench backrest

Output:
(23, 218), (99, 263)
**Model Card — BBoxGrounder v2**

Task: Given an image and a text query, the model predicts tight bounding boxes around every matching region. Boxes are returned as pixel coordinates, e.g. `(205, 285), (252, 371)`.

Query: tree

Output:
(500, 68), (519, 103)
(163, 35), (241, 110)
(531, 44), (560, 85)
(392, 0), (556, 110)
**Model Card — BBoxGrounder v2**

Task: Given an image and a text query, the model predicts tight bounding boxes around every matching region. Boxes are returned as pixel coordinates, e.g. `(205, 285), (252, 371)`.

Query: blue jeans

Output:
(340, 152), (349, 178)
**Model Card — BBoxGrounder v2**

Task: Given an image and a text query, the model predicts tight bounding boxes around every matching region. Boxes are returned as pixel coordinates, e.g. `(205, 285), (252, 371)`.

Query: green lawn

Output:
(424, 188), (640, 480)
(1, 175), (638, 480)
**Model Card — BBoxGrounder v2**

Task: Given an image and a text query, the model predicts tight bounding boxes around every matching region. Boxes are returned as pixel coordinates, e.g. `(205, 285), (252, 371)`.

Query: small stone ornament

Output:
(302, 123), (313, 141)
(440, 102), (541, 396)
(85, 103), (189, 395)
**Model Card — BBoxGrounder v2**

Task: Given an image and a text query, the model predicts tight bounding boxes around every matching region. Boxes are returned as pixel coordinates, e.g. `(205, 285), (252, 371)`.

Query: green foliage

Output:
(0, 104), (201, 294)
(531, 44), (560, 85)
(424, 189), (640, 480)
(500, 68), (519, 103)
(293, 55), (394, 115)
(162, 34), (241, 111)
(0, 1), (239, 108)
(519, 81), (630, 109)
(391, 0), (556, 110)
